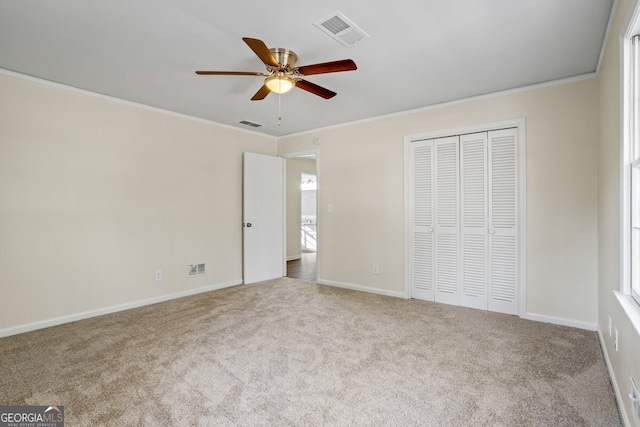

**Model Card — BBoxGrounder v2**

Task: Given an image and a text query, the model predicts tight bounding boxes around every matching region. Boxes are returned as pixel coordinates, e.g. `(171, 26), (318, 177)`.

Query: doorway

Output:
(284, 152), (317, 282)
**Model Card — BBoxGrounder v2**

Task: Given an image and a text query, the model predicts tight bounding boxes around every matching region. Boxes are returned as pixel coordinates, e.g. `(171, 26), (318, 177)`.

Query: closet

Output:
(408, 127), (519, 315)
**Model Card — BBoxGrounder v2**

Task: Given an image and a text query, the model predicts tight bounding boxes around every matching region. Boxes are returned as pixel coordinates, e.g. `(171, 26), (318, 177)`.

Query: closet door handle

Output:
(427, 227), (433, 232)
(489, 229), (495, 234)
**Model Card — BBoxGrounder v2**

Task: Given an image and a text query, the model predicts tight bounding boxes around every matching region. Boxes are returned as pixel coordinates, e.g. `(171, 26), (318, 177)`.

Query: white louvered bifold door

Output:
(460, 132), (488, 310)
(434, 136), (460, 306)
(487, 128), (518, 315)
(410, 140), (435, 300)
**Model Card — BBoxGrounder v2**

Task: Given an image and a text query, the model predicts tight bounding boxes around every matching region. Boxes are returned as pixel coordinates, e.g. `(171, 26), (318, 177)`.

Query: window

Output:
(628, 35), (640, 305)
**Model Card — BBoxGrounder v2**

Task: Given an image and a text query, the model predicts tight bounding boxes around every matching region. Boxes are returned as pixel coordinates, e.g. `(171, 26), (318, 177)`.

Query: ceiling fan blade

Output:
(242, 37), (280, 68)
(295, 79), (336, 99)
(296, 59), (357, 76)
(195, 71), (266, 76)
(251, 85), (271, 101)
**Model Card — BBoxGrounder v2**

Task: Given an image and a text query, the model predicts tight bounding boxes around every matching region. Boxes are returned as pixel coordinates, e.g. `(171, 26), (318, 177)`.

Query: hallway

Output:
(286, 252), (316, 282)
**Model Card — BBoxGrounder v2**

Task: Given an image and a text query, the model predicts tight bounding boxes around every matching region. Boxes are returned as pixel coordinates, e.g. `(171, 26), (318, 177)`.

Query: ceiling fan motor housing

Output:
(269, 48), (298, 70)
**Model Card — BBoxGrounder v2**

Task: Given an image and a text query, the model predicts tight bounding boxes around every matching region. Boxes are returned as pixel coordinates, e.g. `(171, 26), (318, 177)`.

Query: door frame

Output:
(300, 170), (317, 254)
(283, 150), (320, 283)
(403, 118), (527, 318)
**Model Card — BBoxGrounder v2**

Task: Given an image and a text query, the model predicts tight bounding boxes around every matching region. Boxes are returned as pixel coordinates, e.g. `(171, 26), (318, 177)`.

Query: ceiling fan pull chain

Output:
(278, 93), (282, 126)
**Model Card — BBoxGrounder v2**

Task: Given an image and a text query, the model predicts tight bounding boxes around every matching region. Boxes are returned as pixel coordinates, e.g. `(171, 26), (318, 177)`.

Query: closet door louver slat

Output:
(488, 128), (518, 315)
(408, 126), (519, 316)
(411, 141), (435, 300)
(434, 136), (460, 305)
(460, 132), (488, 310)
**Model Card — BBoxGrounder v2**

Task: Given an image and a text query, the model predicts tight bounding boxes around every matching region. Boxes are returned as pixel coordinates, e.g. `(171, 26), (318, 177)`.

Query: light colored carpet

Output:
(0, 278), (621, 426)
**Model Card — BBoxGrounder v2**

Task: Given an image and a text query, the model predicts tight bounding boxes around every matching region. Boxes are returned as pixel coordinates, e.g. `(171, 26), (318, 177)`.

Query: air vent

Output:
(314, 11), (370, 47)
(239, 120), (262, 128)
(188, 263), (206, 277)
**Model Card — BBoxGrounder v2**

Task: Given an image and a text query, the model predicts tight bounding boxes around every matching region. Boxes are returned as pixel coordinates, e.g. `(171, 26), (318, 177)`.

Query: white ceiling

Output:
(0, 0), (614, 137)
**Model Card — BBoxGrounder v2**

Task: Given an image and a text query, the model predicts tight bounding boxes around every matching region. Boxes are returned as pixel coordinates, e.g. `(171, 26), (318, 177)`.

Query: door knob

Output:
(246, 223), (252, 228)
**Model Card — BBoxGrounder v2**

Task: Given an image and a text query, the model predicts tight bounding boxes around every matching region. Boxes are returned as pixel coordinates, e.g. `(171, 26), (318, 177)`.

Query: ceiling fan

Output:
(195, 37), (357, 101)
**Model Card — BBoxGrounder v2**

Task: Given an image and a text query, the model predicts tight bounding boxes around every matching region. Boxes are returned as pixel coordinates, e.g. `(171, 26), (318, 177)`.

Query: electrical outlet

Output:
(155, 270), (162, 281)
(615, 328), (619, 352)
(372, 264), (379, 275)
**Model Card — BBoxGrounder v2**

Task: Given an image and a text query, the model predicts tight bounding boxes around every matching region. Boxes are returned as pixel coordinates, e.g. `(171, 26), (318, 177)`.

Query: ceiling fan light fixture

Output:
(196, 37), (356, 101)
(265, 75), (295, 94)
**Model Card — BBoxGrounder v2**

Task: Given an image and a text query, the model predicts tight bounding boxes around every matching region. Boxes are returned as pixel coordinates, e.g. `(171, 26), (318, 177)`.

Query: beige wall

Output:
(279, 78), (600, 324)
(598, 0), (640, 425)
(285, 158), (316, 259)
(0, 64), (603, 332)
(0, 74), (276, 333)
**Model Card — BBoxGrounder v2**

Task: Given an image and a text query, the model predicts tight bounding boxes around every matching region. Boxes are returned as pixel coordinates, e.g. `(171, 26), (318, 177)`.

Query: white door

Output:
(243, 152), (284, 284)
(407, 126), (520, 315)
(487, 129), (519, 314)
(434, 136), (460, 306)
(410, 140), (435, 300)
(460, 132), (489, 309)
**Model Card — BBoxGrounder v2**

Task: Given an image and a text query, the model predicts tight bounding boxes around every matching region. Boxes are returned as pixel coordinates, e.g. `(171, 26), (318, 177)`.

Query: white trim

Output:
(1, 65), (596, 141)
(517, 123), (528, 317)
(0, 279), (242, 339)
(404, 118), (526, 142)
(615, 290), (640, 337)
(597, 327), (632, 427)
(281, 74), (595, 138)
(316, 151), (321, 283)
(525, 312), (597, 331)
(620, 0), (640, 305)
(318, 279), (404, 299)
(282, 159), (287, 277)
(281, 149), (320, 283)
(596, 0), (620, 74)
(621, 13), (633, 298)
(0, 68), (276, 141)
(403, 137), (412, 299)
(287, 255), (301, 261)
(622, 0), (640, 38)
(403, 118), (527, 318)
(282, 150), (318, 159)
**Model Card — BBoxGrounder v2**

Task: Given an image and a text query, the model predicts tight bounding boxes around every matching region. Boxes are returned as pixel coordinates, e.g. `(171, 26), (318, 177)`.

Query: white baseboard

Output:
(286, 255), (301, 261)
(0, 279), (242, 339)
(597, 327), (632, 427)
(525, 312), (597, 331)
(317, 279), (405, 299)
